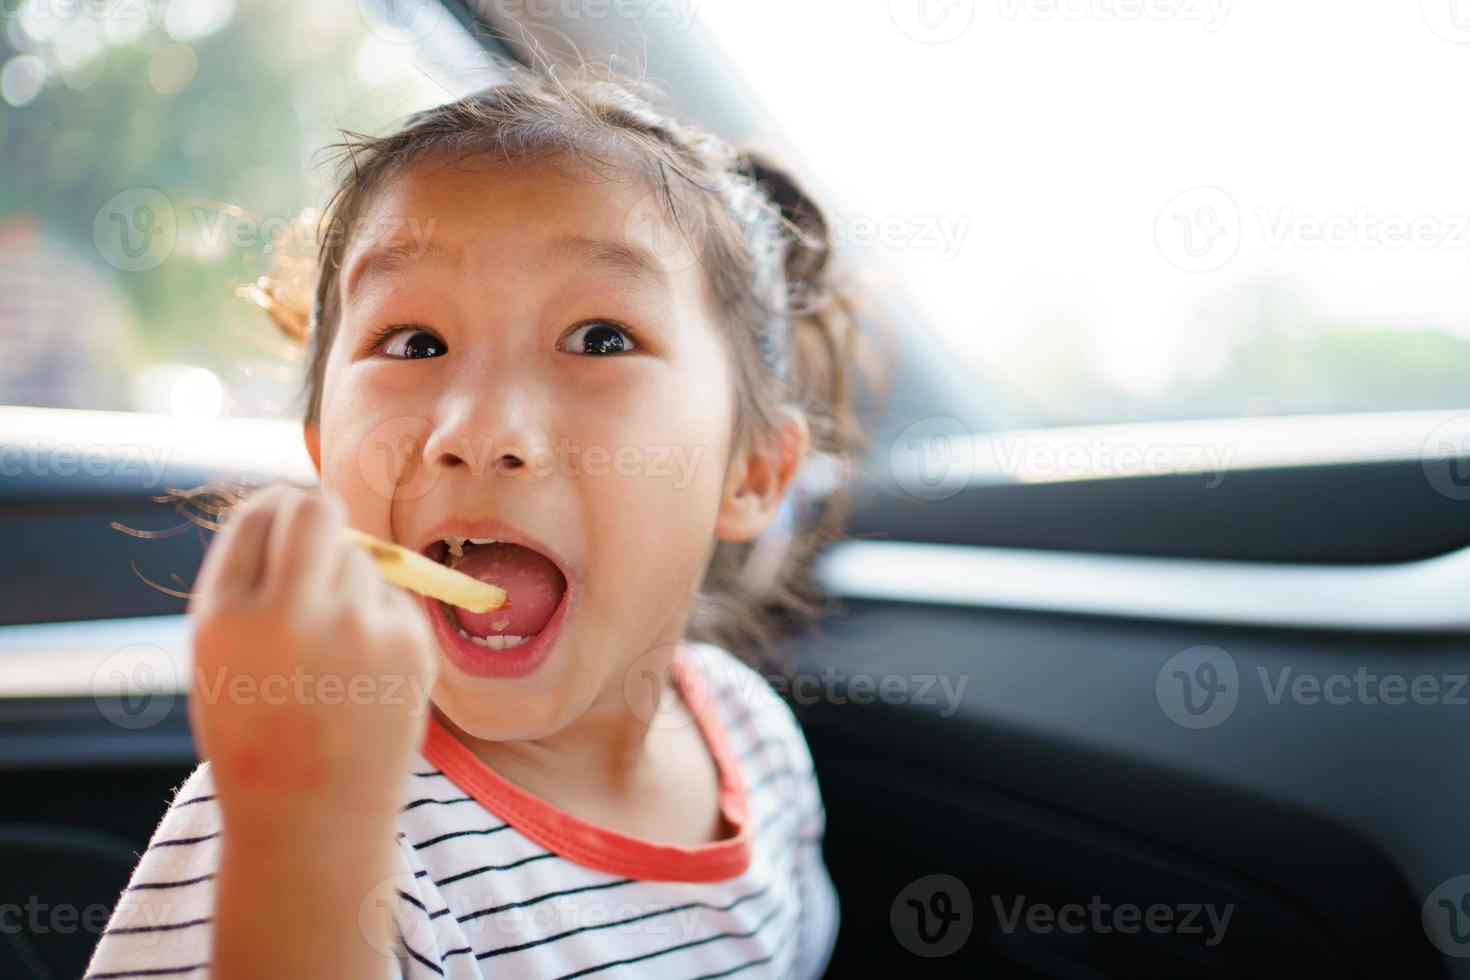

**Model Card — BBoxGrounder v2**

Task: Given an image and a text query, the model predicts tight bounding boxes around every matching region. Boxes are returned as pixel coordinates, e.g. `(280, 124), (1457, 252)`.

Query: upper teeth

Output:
(444, 536), (501, 558)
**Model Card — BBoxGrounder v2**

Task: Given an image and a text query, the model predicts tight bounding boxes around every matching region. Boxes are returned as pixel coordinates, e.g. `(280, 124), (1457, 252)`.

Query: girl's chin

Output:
(428, 672), (587, 743)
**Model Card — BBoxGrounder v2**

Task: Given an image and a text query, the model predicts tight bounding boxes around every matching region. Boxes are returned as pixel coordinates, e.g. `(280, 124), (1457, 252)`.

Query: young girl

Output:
(87, 63), (874, 979)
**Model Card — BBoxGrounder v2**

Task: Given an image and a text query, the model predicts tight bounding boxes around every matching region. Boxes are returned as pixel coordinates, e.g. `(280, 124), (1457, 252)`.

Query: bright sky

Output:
(696, 0), (1470, 413)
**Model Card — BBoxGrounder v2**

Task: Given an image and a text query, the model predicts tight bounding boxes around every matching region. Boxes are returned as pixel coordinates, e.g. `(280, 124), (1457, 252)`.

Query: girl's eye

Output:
(560, 320), (638, 356)
(376, 326), (447, 360)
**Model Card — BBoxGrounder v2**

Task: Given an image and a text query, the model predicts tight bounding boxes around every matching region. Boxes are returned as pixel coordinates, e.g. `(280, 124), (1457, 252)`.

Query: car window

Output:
(0, 0), (497, 419)
(698, 1), (1470, 428)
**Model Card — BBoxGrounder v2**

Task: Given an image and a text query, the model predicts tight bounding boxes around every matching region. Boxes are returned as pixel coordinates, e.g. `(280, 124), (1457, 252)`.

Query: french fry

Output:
(340, 527), (508, 613)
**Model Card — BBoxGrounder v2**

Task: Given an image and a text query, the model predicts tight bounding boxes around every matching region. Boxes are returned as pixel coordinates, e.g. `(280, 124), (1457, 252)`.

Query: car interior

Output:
(3, 2), (1469, 978)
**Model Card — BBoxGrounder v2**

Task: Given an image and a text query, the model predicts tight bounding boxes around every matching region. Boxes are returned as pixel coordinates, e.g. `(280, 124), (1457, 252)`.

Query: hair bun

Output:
(236, 208), (316, 343)
(733, 149), (831, 308)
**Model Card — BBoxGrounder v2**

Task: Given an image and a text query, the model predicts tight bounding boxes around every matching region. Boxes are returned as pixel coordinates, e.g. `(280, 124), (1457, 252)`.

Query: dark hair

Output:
(244, 62), (890, 667)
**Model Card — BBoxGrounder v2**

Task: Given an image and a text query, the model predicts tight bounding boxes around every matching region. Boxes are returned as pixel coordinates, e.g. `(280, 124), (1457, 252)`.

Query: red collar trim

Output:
(422, 645), (752, 882)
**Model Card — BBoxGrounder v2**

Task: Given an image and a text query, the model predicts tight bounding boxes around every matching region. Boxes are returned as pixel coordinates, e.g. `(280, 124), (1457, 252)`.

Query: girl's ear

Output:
(303, 422), (322, 476)
(714, 411), (810, 543)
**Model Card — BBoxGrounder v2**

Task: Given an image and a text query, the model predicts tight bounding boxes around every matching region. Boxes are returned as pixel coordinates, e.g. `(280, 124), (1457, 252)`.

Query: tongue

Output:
(450, 542), (566, 637)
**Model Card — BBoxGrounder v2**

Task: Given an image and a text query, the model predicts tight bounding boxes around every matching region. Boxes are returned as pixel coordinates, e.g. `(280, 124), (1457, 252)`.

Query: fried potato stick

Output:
(341, 527), (508, 613)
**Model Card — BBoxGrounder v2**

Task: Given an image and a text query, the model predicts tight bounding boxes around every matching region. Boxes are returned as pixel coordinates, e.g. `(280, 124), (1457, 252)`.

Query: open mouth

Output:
(423, 536), (569, 652)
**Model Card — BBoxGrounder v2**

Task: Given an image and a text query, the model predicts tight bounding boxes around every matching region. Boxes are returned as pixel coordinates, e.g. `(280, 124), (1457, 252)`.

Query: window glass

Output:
(700, 1), (1470, 427)
(0, 0), (497, 419)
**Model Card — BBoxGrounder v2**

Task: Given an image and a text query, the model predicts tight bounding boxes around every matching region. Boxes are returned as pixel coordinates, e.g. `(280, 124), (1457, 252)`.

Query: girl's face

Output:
(306, 154), (747, 739)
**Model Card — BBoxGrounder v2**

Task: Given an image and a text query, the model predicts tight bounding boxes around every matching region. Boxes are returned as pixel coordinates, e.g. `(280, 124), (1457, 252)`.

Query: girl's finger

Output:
(340, 543), (380, 616)
(261, 490), (341, 602)
(384, 584), (436, 667)
(189, 489), (281, 609)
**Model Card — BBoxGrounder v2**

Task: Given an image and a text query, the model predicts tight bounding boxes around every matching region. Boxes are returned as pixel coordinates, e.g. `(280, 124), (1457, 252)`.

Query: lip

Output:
(412, 518), (576, 680)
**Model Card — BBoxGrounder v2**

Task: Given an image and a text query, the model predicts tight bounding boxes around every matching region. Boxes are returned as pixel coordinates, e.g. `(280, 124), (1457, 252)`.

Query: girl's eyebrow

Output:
(546, 233), (668, 291)
(345, 233), (667, 298)
(346, 237), (459, 296)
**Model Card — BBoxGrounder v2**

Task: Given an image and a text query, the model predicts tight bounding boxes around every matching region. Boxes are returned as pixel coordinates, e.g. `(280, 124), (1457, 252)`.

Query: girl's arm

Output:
(211, 812), (402, 980)
(194, 486), (436, 979)
(90, 485), (438, 979)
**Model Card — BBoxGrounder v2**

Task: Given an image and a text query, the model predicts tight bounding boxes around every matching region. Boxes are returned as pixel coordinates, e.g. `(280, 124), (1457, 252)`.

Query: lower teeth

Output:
(442, 603), (533, 651)
(455, 626), (530, 651)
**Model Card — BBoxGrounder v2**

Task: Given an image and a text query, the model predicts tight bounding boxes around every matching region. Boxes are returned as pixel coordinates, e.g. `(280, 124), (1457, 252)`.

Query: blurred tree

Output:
(0, 0), (467, 415)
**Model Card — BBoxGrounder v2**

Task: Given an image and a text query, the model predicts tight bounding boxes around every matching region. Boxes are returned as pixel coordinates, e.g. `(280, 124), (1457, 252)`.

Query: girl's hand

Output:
(187, 484), (438, 844)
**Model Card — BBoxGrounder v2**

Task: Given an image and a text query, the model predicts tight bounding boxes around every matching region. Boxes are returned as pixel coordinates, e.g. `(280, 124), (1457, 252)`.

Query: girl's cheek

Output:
(319, 400), (440, 512)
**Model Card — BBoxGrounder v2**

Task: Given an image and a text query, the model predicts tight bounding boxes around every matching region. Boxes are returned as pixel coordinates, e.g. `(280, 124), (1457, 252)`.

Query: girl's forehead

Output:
(340, 156), (698, 301)
(361, 153), (656, 232)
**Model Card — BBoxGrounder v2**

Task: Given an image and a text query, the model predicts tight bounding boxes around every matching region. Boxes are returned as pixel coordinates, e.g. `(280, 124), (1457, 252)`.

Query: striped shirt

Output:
(85, 642), (838, 979)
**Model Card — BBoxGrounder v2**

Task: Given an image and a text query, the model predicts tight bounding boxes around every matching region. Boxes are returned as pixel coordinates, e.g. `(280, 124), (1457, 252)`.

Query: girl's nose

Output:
(419, 385), (548, 479)
(429, 437), (524, 473)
